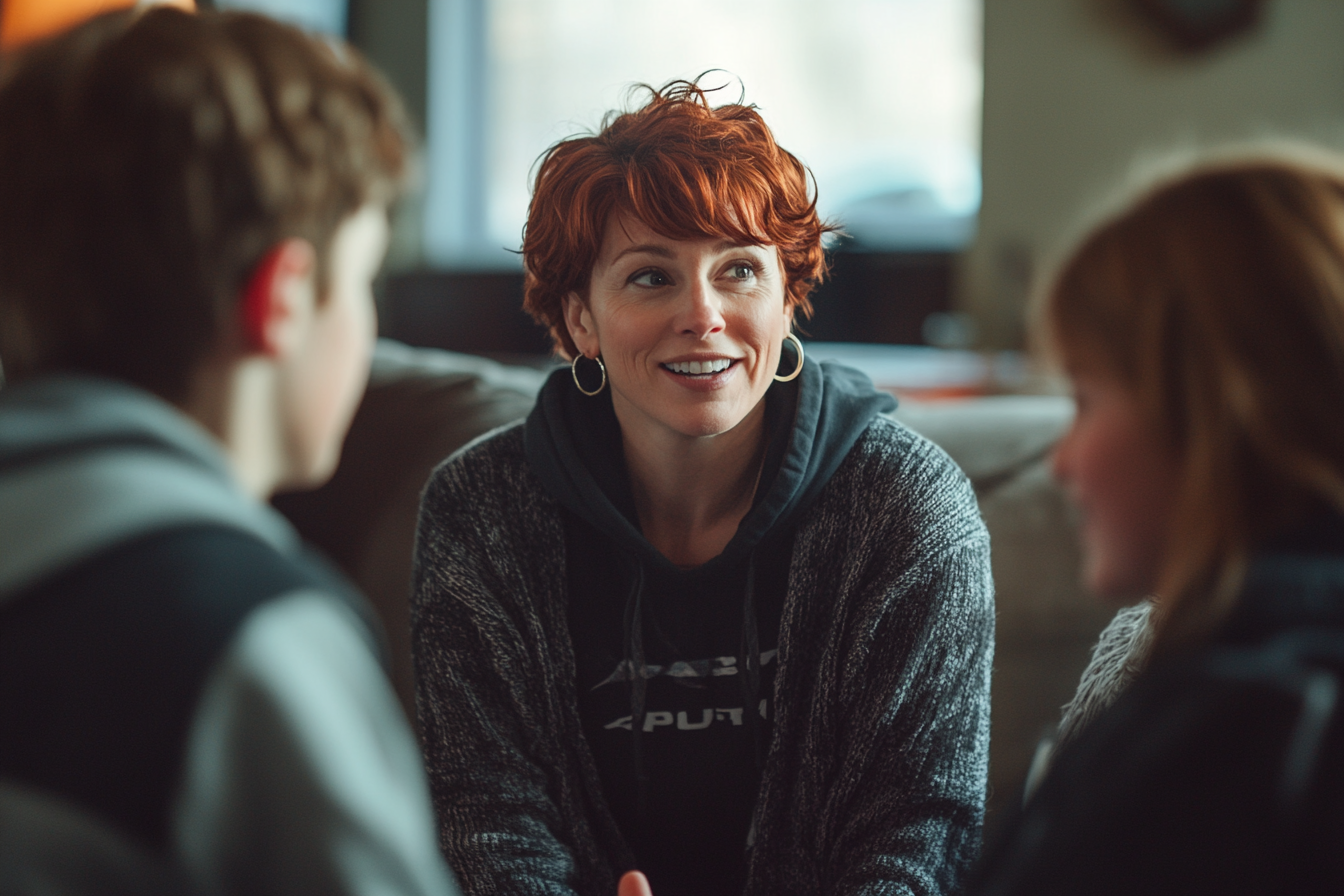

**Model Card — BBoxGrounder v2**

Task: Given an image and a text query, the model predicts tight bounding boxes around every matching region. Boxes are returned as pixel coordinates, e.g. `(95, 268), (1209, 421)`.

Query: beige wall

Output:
(965, 0), (1344, 348)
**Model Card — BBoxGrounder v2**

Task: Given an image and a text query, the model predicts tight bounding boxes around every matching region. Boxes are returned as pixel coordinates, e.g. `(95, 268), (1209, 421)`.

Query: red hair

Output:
(522, 80), (835, 358)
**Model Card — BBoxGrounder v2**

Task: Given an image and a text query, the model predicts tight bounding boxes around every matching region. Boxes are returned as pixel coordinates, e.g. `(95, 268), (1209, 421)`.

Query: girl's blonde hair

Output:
(1038, 146), (1344, 649)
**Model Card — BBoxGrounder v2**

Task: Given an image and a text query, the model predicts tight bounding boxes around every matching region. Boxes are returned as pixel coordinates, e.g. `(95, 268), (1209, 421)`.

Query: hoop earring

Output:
(571, 353), (607, 396)
(774, 332), (804, 382)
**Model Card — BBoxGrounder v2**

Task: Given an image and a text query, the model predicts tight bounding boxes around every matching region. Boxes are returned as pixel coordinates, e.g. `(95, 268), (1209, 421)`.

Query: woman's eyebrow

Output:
(611, 244), (675, 263)
(610, 239), (769, 265)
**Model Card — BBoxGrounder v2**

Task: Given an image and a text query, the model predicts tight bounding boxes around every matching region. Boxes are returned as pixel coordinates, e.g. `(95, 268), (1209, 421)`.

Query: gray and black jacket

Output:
(0, 375), (456, 896)
(412, 360), (995, 896)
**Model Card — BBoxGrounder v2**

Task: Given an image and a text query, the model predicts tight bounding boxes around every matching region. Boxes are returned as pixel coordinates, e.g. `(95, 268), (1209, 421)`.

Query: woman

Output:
(969, 149), (1344, 895)
(411, 82), (994, 896)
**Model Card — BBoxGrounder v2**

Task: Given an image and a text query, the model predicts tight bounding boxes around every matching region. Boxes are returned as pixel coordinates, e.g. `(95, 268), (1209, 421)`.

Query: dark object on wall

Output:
(347, 0), (426, 131)
(378, 251), (956, 359)
(1131, 0), (1268, 52)
(378, 270), (553, 362)
(805, 251), (955, 346)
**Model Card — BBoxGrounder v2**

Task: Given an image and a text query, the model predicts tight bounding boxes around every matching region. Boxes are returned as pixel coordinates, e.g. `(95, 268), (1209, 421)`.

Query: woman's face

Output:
(1051, 369), (1181, 600)
(564, 214), (792, 442)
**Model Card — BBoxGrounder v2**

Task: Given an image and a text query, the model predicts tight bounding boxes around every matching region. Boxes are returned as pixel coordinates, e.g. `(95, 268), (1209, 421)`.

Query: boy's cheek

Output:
(282, 302), (373, 488)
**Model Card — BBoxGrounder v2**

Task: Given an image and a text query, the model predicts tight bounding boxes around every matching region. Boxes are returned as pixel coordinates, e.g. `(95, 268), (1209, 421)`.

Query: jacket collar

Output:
(0, 375), (297, 602)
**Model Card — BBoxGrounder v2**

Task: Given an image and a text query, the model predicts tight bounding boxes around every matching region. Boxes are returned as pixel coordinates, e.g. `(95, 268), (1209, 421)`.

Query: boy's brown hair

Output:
(0, 7), (411, 400)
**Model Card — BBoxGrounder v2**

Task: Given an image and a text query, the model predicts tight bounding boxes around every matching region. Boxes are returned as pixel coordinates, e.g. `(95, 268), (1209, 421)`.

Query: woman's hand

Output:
(618, 871), (653, 896)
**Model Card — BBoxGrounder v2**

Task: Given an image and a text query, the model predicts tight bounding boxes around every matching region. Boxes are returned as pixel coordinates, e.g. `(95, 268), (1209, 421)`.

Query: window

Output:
(426, 0), (982, 267)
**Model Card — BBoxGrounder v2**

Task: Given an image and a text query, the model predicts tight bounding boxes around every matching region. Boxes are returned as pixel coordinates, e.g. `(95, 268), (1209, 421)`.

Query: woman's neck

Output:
(617, 397), (769, 568)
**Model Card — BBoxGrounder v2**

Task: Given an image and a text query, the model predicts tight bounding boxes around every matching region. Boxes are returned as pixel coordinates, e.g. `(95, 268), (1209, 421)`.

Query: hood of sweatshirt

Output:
(0, 375), (298, 603)
(524, 356), (897, 571)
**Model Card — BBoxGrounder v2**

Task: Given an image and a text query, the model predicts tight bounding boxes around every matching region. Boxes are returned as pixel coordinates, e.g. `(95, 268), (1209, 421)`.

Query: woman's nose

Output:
(676, 276), (726, 338)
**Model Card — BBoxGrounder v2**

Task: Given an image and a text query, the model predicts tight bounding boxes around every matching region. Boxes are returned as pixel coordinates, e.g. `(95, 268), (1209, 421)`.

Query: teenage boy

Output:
(0, 8), (458, 894)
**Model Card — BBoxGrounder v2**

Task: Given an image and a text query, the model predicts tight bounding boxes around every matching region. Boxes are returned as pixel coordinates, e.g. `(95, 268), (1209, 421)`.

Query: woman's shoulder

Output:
(830, 414), (982, 526)
(792, 414), (988, 595)
(442, 417), (528, 466)
(849, 412), (959, 463)
(427, 420), (526, 484)
(420, 421), (550, 521)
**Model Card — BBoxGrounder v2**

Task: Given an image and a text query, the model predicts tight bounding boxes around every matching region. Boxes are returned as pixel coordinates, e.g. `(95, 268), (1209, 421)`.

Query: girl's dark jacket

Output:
(411, 359), (995, 896)
(968, 515), (1344, 896)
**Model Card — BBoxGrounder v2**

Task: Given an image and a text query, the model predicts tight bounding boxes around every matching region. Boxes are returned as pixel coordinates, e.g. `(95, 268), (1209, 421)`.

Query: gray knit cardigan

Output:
(411, 416), (994, 896)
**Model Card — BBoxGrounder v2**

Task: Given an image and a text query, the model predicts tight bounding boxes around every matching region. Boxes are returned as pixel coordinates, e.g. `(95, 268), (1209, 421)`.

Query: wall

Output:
(347, 0), (429, 270)
(965, 0), (1344, 348)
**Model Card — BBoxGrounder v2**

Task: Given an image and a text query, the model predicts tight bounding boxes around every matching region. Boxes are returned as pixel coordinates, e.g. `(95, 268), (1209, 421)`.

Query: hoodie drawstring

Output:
(622, 561), (649, 825)
(740, 556), (765, 771)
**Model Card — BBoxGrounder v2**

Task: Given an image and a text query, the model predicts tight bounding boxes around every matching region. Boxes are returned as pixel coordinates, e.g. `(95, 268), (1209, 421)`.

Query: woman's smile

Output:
(659, 356), (740, 393)
(662, 358), (735, 376)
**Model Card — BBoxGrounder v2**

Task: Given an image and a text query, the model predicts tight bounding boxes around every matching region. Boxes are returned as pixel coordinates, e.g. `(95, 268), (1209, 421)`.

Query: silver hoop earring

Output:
(774, 332), (804, 382)
(571, 353), (607, 396)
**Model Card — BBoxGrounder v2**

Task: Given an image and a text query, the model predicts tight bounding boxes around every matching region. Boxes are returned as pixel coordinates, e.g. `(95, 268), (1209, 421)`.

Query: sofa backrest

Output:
(273, 340), (546, 715)
(275, 341), (1116, 827)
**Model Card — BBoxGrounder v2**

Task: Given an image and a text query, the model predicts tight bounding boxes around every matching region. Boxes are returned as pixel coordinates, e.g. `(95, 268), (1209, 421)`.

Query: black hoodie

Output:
(524, 358), (895, 895)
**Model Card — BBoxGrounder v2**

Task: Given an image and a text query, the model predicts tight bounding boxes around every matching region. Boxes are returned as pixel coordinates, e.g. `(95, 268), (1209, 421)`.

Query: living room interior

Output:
(186, 0), (1344, 831)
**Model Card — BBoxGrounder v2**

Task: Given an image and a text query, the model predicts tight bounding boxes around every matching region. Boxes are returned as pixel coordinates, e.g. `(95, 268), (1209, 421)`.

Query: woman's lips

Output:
(659, 359), (739, 389)
(662, 358), (735, 376)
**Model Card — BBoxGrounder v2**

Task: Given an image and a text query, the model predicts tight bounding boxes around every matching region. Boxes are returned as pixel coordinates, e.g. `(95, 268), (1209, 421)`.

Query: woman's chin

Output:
(665, 411), (750, 440)
(636, 399), (759, 440)
(616, 380), (765, 441)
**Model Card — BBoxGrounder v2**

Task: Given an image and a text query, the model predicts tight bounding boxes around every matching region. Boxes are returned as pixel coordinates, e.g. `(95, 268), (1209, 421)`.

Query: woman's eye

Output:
(631, 269), (670, 287)
(727, 263), (756, 281)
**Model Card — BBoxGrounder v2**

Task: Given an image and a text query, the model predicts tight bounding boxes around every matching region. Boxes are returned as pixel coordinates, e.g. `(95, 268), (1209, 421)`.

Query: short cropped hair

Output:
(522, 80), (835, 359)
(1038, 146), (1344, 648)
(0, 7), (411, 400)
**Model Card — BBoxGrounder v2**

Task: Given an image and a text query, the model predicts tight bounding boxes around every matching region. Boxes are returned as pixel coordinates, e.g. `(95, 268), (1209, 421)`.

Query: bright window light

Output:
(427, 0), (982, 266)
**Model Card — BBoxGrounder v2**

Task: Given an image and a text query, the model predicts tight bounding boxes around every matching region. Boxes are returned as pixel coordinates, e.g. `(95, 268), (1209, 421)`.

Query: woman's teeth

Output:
(664, 359), (732, 375)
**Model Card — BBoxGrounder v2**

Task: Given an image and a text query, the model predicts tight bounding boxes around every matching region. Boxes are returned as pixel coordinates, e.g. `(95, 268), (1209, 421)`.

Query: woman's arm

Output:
(410, 434), (612, 896)
(828, 537), (994, 896)
(753, 422), (995, 896)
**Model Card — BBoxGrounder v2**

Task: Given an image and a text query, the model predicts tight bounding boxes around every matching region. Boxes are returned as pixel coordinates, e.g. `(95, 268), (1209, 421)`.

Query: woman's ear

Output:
(238, 238), (318, 356)
(562, 290), (600, 358)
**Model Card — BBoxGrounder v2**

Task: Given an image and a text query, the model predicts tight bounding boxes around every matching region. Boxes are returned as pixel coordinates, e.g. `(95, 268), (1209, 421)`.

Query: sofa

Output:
(274, 339), (1116, 830)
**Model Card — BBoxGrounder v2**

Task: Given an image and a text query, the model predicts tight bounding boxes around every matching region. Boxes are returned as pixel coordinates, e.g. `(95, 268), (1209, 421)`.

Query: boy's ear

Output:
(239, 239), (317, 356)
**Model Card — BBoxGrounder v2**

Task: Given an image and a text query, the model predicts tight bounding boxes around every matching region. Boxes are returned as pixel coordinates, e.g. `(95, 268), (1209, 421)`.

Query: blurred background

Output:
(189, 0), (1344, 363)
(7, 0), (1336, 828)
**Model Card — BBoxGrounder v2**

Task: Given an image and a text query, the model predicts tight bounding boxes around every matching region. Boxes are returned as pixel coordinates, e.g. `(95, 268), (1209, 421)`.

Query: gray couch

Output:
(275, 339), (1113, 828)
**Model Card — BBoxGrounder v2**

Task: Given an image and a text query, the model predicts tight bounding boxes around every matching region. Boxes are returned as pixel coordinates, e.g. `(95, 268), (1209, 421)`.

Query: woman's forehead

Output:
(598, 212), (775, 260)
